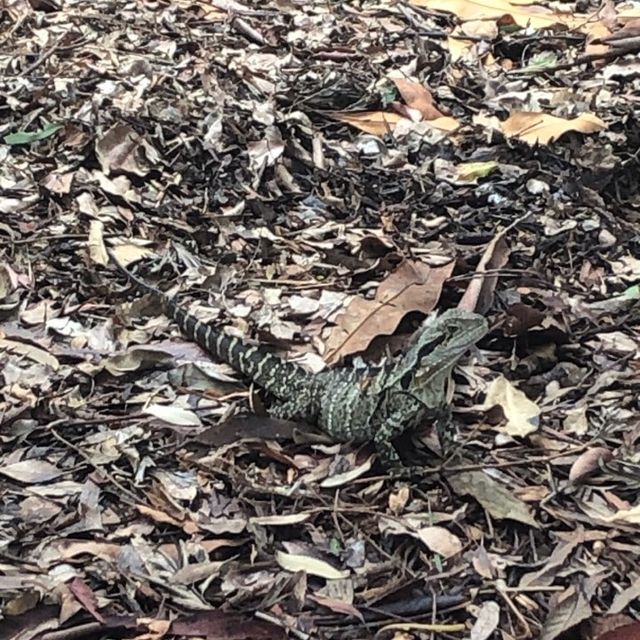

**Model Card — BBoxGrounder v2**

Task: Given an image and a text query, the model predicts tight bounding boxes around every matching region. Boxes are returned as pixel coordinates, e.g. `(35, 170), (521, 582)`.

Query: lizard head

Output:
(390, 308), (488, 406)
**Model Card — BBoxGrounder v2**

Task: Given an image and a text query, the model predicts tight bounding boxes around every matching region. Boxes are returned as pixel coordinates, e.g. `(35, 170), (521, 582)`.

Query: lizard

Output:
(108, 251), (488, 471)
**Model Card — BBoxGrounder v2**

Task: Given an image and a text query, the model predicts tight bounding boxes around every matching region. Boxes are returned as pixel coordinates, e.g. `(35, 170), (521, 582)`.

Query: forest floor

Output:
(2, 1), (640, 639)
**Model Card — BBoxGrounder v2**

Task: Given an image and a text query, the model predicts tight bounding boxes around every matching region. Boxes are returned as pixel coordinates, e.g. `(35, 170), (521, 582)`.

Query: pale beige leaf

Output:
(410, 0), (586, 30)
(144, 404), (202, 427)
(109, 242), (156, 267)
(275, 550), (349, 579)
(484, 375), (540, 437)
(563, 406), (588, 435)
(320, 456), (374, 488)
(0, 338), (60, 370)
(327, 110), (404, 136)
(250, 513), (311, 526)
(603, 504), (640, 524)
(88, 220), (108, 266)
(471, 601), (501, 640)
(416, 526), (463, 558)
(0, 460), (62, 483)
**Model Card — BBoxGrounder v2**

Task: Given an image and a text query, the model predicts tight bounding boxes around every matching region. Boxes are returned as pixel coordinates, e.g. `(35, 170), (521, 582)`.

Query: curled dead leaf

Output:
(568, 447), (613, 484)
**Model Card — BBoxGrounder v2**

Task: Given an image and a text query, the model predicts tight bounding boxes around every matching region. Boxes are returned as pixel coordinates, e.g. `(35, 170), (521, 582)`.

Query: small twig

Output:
(509, 44), (640, 75)
(230, 16), (269, 46)
(50, 428), (141, 504)
(16, 35), (65, 76)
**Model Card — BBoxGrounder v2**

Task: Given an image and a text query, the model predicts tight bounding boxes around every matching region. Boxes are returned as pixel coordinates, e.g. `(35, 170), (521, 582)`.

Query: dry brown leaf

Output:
(390, 76), (444, 120)
(327, 110), (404, 136)
(41, 171), (74, 194)
(501, 112), (607, 145)
(458, 227), (510, 314)
(568, 447), (613, 483)
(410, 0), (586, 30)
(95, 123), (150, 177)
(308, 593), (364, 623)
(324, 259), (455, 364)
(540, 574), (606, 640)
(597, 621), (640, 640)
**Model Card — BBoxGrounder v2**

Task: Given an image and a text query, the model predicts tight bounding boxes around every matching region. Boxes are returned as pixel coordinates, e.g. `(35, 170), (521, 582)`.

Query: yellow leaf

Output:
(484, 375), (540, 436)
(275, 550), (349, 579)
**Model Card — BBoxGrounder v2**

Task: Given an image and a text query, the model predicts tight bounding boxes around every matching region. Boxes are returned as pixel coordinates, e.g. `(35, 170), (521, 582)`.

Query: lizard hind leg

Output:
(373, 423), (404, 469)
(433, 407), (455, 456)
(269, 394), (318, 424)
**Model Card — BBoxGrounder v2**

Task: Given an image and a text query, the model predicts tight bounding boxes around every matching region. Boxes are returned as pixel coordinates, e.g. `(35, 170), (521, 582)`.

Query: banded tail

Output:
(108, 251), (309, 398)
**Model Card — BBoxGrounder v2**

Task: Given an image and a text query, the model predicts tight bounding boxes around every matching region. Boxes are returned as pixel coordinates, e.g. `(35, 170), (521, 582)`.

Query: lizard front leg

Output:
(373, 408), (411, 469)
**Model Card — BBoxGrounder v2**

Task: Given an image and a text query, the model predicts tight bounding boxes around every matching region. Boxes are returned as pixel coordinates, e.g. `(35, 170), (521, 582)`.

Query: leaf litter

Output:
(1, 0), (640, 638)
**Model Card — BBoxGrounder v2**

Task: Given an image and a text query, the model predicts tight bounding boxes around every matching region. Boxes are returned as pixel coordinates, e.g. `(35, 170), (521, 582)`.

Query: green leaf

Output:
(525, 51), (558, 70)
(4, 122), (62, 145)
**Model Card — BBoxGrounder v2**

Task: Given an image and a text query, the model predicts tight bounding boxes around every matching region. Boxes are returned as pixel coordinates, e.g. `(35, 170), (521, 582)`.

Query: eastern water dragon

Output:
(109, 252), (488, 471)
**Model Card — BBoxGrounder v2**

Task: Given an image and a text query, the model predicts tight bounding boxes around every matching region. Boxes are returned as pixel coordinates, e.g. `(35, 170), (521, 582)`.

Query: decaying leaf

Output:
(448, 470), (539, 528)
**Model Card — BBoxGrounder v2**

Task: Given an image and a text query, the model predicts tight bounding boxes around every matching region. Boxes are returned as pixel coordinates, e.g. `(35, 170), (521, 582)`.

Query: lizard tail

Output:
(107, 249), (308, 398)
